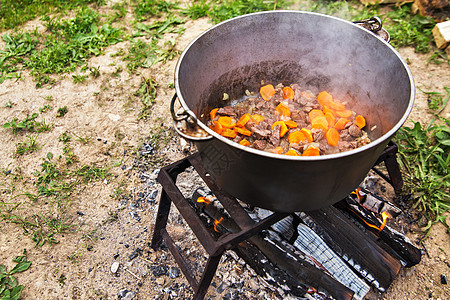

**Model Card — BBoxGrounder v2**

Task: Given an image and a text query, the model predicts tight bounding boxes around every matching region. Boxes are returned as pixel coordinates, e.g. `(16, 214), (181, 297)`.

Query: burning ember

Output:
(213, 217), (224, 232)
(196, 196), (212, 205)
(361, 211), (391, 232)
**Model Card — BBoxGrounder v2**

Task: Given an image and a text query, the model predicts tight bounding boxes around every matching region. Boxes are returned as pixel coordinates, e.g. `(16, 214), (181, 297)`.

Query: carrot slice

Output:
(308, 109), (324, 121)
(326, 127), (340, 147)
(300, 128), (313, 143)
(311, 116), (329, 131)
(239, 139), (250, 146)
(251, 114), (264, 124)
(335, 109), (353, 118)
(325, 111), (335, 127)
(272, 121), (289, 137)
(210, 121), (223, 134)
(322, 105), (334, 116)
(285, 149), (300, 156)
(334, 118), (350, 130)
(288, 131), (306, 144)
(234, 126), (252, 136)
(218, 116), (236, 128)
(275, 102), (291, 117)
(355, 115), (366, 129)
(210, 108), (219, 121)
(221, 128), (237, 139)
(273, 146), (284, 154)
(285, 120), (298, 128)
(260, 84), (275, 101)
(328, 99), (346, 111)
(303, 146), (320, 156)
(237, 113), (251, 127)
(282, 86), (295, 100)
(317, 91), (333, 107)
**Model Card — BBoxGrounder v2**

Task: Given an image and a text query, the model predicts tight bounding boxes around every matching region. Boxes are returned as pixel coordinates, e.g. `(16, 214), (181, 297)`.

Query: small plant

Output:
(15, 134), (40, 156)
(89, 66), (100, 78)
(396, 120), (450, 238)
(56, 106), (68, 117)
(135, 77), (158, 119)
(0, 250), (31, 300)
(3, 100), (15, 108)
(39, 104), (53, 113)
(2, 113), (38, 135)
(419, 87), (449, 114)
(72, 74), (88, 83)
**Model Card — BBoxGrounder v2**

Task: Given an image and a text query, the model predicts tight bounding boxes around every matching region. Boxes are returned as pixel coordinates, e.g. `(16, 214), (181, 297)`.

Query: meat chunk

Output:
(217, 106), (236, 117)
(251, 140), (267, 150)
(250, 124), (271, 139)
(348, 124), (362, 137)
(312, 128), (325, 142)
(270, 124), (281, 146)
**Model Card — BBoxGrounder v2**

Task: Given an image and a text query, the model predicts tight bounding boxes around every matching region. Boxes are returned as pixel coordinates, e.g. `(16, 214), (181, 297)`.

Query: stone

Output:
(122, 291), (136, 300)
(155, 277), (165, 285)
(111, 262), (120, 274)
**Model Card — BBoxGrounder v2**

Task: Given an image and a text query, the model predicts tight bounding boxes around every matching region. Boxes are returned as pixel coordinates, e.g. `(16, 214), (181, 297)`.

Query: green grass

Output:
(396, 119), (450, 237)
(15, 134), (40, 156)
(1, 7), (123, 87)
(0, 0), (102, 31)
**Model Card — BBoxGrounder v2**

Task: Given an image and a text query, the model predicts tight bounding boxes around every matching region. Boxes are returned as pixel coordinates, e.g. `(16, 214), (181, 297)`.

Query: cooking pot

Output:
(171, 11), (414, 212)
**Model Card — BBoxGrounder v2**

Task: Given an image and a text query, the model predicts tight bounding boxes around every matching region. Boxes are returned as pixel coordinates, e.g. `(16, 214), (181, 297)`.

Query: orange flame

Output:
(196, 196), (211, 205)
(351, 188), (363, 202)
(213, 217), (224, 232)
(361, 211), (391, 232)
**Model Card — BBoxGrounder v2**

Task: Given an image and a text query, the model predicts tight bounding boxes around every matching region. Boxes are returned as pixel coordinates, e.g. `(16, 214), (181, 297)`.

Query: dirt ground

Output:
(0, 6), (449, 300)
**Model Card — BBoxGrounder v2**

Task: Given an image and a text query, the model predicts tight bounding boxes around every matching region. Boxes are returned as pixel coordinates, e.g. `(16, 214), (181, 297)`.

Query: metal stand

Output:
(151, 153), (288, 299)
(150, 142), (403, 299)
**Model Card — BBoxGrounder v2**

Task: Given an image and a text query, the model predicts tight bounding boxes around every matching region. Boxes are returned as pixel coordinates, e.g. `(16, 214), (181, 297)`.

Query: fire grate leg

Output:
(151, 189), (172, 250)
(150, 153), (289, 299)
(372, 141), (403, 194)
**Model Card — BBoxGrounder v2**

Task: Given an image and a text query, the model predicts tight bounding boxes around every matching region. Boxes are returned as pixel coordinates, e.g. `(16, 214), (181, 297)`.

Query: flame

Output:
(351, 188), (363, 202)
(213, 217), (224, 232)
(196, 196), (211, 205)
(361, 211), (391, 232)
(307, 286), (318, 294)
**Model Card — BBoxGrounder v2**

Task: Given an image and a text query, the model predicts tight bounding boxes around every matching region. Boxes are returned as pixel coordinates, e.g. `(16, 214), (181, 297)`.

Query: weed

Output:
(44, 95), (54, 102)
(135, 77), (158, 119)
(72, 74), (88, 84)
(0, 250), (31, 300)
(67, 252), (81, 264)
(102, 210), (119, 224)
(396, 120), (450, 238)
(71, 132), (92, 144)
(74, 165), (111, 183)
(15, 134), (40, 156)
(133, 0), (176, 21)
(39, 104), (53, 113)
(419, 87), (449, 113)
(385, 4), (435, 53)
(56, 106), (68, 117)
(207, 0), (289, 23)
(2, 113), (39, 135)
(89, 66), (100, 78)
(58, 274), (66, 285)
(59, 132), (71, 143)
(3, 100), (15, 108)
(182, 0), (210, 19)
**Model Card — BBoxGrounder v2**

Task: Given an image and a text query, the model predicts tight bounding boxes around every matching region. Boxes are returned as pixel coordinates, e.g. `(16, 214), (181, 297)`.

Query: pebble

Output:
(111, 262), (120, 274)
(169, 266), (180, 278)
(149, 190), (158, 200)
(122, 291), (136, 300)
(441, 274), (447, 284)
(151, 265), (168, 277)
(113, 253), (120, 259)
(155, 277), (165, 285)
(118, 289), (129, 298)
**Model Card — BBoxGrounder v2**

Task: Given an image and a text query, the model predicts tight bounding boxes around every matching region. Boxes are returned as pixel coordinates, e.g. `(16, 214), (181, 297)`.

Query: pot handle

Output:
(353, 16), (390, 43)
(170, 93), (213, 141)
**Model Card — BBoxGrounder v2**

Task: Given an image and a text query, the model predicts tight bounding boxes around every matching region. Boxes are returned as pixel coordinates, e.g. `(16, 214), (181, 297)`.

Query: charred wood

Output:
(302, 206), (402, 291)
(336, 199), (422, 267)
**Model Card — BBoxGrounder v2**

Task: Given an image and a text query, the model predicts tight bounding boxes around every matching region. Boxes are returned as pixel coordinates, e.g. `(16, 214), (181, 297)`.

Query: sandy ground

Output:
(0, 6), (449, 300)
